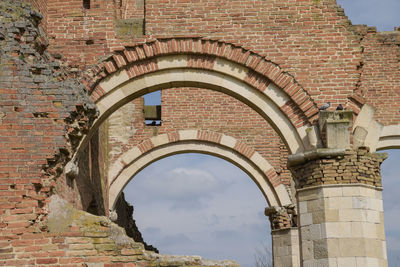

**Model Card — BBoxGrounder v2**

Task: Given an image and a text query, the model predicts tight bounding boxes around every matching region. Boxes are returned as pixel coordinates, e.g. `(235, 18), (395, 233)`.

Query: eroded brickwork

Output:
(1, 0), (399, 265)
(356, 26), (400, 125)
(289, 147), (386, 189)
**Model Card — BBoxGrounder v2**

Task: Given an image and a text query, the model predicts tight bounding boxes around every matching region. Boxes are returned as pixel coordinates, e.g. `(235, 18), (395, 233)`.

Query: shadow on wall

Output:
(77, 129), (106, 216)
(76, 128), (158, 252)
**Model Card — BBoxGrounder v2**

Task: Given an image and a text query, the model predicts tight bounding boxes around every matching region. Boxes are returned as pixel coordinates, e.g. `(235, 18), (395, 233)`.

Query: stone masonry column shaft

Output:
(265, 206), (301, 267)
(288, 111), (388, 266)
(289, 148), (387, 266)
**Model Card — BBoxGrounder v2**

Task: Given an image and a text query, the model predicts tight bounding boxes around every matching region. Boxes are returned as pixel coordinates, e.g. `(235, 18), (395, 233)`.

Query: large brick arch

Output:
(79, 38), (319, 155)
(108, 130), (292, 209)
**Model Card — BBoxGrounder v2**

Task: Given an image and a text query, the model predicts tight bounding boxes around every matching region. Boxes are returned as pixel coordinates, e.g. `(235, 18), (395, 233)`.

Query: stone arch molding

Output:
(353, 104), (400, 151)
(108, 130), (292, 209)
(377, 124), (400, 150)
(79, 38), (319, 156)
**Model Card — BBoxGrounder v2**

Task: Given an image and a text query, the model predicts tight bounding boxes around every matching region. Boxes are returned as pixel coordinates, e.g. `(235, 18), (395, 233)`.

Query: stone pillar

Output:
(265, 206), (301, 267)
(289, 148), (388, 267)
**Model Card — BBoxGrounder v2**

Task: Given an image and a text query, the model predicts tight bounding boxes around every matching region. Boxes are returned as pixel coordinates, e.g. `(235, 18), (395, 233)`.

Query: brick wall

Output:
(104, 88), (292, 187)
(0, 1), (105, 265)
(21, 0), (400, 124)
(356, 26), (400, 125)
(2, 0), (399, 264)
(23, 0), (48, 31)
(145, 0), (362, 108)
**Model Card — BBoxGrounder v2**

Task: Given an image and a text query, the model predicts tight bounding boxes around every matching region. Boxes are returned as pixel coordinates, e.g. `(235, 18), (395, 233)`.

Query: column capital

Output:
(289, 147), (386, 189)
(265, 205), (297, 230)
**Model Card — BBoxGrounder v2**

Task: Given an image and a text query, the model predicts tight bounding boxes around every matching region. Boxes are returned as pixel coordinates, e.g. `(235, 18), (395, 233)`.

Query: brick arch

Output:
(108, 130), (292, 209)
(79, 38), (318, 155)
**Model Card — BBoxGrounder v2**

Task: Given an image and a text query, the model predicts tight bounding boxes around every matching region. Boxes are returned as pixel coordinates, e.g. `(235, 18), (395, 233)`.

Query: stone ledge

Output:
(296, 183), (383, 193)
(287, 148), (346, 167)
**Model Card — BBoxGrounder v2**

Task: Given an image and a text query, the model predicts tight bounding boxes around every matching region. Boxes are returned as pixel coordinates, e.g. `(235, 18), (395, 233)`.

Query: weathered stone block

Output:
(115, 19), (144, 38)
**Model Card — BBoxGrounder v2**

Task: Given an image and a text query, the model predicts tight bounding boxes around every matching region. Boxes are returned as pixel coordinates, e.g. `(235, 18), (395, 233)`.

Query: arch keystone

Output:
(220, 134), (237, 148)
(150, 134), (169, 147)
(158, 55), (188, 69)
(179, 130), (197, 140)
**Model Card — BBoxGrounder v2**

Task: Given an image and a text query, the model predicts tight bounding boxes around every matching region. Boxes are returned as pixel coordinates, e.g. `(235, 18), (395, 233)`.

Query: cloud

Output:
(142, 227), (161, 235)
(159, 233), (193, 246)
(124, 153), (255, 212)
(122, 154), (271, 267)
(128, 166), (231, 210)
(383, 208), (400, 232)
(212, 229), (242, 240)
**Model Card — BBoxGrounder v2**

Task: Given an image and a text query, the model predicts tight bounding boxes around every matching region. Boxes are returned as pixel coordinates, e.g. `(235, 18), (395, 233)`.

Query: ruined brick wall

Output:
(0, 1), (106, 265)
(117, 0), (145, 20)
(30, 0), (361, 109)
(75, 129), (107, 215)
(22, 0), (48, 31)
(21, 0), (400, 122)
(45, 0), (117, 68)
(145, 0), (363, 109)
(355, 26), (400, 125)
(39, 0), (146, 68)
(2, 0), (399, 264)
(0, 2), (213, 265)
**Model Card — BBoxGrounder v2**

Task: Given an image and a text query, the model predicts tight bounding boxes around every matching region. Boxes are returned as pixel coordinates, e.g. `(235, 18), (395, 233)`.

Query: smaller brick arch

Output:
(108, 130), (292, 209)
(377, 124), (400, 150)
(78, 38), (319, 156)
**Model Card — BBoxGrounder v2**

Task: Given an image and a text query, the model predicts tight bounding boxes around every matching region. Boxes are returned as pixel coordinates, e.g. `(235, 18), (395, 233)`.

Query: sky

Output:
(123, 1), (400, 266)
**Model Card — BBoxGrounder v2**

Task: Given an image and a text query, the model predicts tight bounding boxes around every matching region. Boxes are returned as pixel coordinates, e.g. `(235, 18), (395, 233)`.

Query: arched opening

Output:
(70, 43), (307, 265)
(84, 67), (306, 156)
(121, 153), (272, 267)
(107, 131), (292, 210)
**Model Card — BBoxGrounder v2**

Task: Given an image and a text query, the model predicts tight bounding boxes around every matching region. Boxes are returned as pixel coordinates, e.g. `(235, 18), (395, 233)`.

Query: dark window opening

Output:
(144, 105), (161, 126)
(143, 91), (161, 126)
(83, 0), (90, 9)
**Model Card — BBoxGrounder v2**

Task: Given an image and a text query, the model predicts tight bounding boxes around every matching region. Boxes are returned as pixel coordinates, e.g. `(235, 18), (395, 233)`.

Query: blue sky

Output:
(124, 1), (400, 266)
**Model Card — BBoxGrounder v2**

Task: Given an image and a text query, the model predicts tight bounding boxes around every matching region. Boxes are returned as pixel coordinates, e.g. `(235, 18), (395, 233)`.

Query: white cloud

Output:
(123, 154), (270, 267)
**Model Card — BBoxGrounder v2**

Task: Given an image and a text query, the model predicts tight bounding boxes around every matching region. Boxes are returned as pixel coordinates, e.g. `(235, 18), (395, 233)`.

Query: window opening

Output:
(83, 0), (90, 9)
(143, 91), (161, 126)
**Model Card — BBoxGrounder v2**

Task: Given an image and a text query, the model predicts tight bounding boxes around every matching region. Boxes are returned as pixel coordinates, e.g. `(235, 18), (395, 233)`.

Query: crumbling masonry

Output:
(0, 0), (399, 266)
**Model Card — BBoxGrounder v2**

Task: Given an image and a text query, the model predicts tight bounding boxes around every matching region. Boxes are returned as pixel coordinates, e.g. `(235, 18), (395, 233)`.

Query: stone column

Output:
(265, 206), (301, 267)
(287, 111), (388, 266)
(289, 147), (387, 265)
